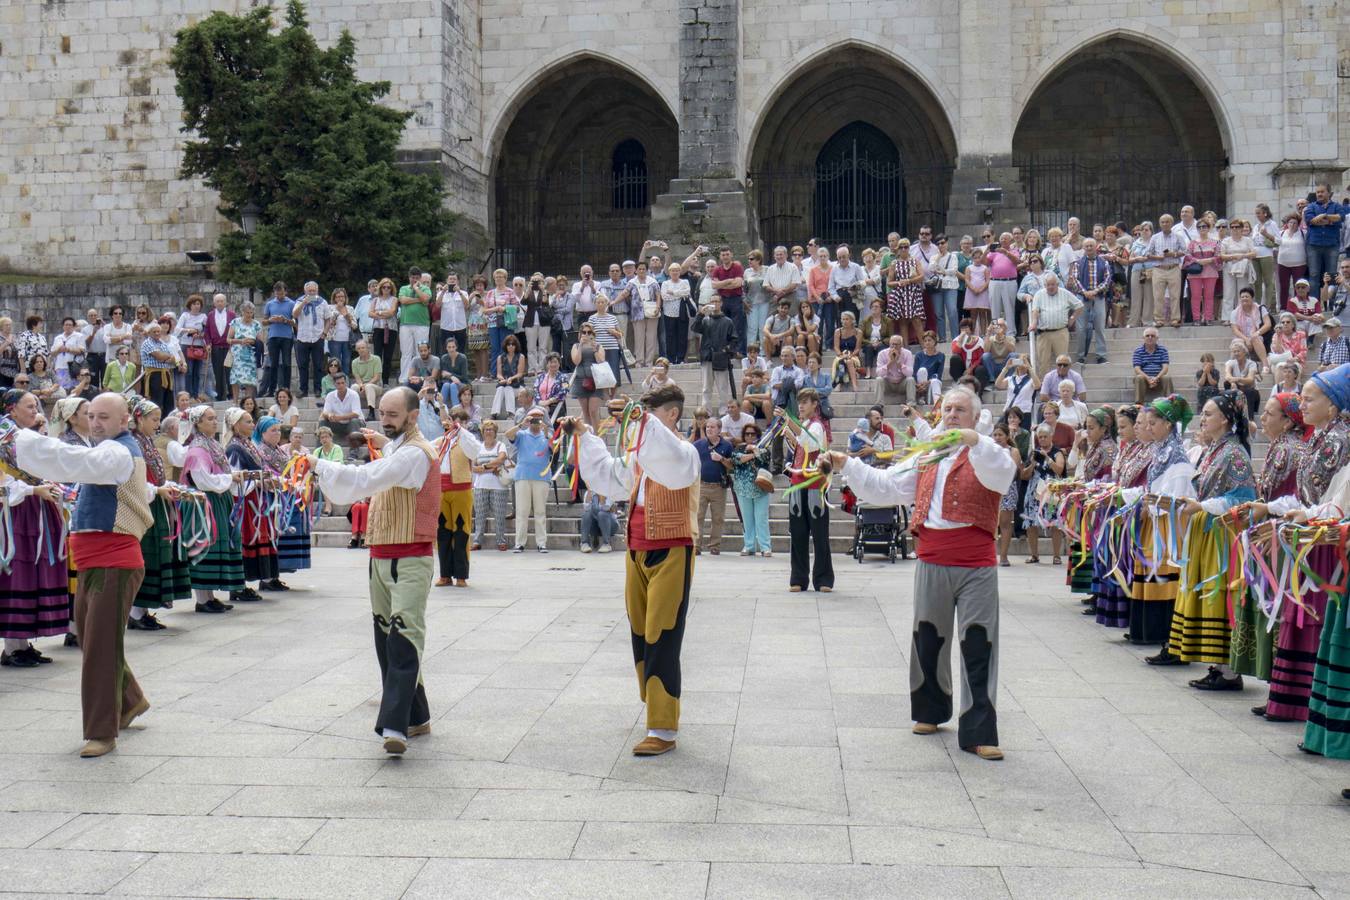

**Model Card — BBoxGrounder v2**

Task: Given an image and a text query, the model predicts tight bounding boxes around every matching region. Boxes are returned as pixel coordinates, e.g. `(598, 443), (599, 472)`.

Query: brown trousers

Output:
(76, 566), (146, 741)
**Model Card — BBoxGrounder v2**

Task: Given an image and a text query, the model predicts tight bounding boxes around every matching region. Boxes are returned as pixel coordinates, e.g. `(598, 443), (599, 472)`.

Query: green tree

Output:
(171, 0), (455, 293)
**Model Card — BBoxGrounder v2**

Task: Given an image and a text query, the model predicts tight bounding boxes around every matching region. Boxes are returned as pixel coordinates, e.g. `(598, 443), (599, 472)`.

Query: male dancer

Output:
(575, 384), (700, 755)
(434, 406), (482, 587)
(833, 386), (1015, 760)
(779, 387), (833, 592)
(311, 387), (438, 754)
(16, 393), (175, 757)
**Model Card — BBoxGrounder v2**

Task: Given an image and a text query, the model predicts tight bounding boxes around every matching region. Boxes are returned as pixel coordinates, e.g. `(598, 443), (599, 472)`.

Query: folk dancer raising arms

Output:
(434, 406), (483, 587)
(310, 387), (439, 755)
(15, 393), (178, 757)
(575, 384), (701, 756)
(833, 387), (1016, 761)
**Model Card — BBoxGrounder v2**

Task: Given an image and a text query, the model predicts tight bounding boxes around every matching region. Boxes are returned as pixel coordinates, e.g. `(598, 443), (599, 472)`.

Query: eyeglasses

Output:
(14, 380), (30, 386)
(1057, 362), (1070, 368)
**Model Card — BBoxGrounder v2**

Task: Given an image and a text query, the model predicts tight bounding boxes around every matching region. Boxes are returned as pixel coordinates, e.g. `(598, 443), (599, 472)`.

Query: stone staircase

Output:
(229, 321), (1264, 555)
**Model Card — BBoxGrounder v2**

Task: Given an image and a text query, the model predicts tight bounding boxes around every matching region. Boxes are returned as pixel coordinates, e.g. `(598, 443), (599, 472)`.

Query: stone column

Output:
(678, 0), (738, 178)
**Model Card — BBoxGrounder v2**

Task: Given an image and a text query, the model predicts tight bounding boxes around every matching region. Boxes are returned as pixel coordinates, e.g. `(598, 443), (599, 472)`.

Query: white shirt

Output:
(15, 429), (157, 505)
(439, 290), (469, 331)
(313, 433), (432, 505)
(1252, 219), (1280, 258)
(99, 321), (133, 350)
(1172, 220), (1200, 245)
(175, 311), (207, 346)
(841, 435), (1016, 530)
(720, 412), (756, 442)
(322, 389), (362, 420)
(741, 355), (768, 375)
(49, 330), (86, 372)
(763, 262), (801, 294)
(212, 308), (230, 337)
(577, 412), (699, 505)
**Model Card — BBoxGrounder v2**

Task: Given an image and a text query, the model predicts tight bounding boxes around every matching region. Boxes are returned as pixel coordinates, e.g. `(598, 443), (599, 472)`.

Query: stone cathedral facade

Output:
(2, 0), (1347, 277)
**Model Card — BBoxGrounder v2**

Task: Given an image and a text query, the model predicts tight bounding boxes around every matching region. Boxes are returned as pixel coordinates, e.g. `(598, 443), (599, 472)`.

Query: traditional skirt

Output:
(190, 491), (244, 592)
(276, 503), (312, 573)
(1128, 514), (1179, 644)
(1229, 587), (1277, 680)
(1168, 516), (1231, 665)
(0, 497), (72, 640)
(1094, 534), (1133, 629)
(1303, 592), (1350, 759)
(1265, 545), (1335, 721)
(135, 497), (191, 609)
(1067, 543), (1094, 596)
(239, 491), (279, 583)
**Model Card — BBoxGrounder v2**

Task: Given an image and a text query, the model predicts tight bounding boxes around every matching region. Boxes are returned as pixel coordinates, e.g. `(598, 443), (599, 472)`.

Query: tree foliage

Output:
(171, 1), (455, 293)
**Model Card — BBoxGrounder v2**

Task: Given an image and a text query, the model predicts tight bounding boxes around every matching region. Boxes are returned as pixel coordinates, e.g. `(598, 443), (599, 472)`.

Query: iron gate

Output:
(1015, 153), (1228, 233)
(750, 162), (953, 251)
(494, 156), (675, 275)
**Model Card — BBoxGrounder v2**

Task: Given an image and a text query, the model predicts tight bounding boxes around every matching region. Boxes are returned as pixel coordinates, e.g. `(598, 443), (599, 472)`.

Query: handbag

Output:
(591, 360), (617, 390)
(185, 344), (207, 361)
(1183, 262), (1202, 275)
(536, 304), (554, 327)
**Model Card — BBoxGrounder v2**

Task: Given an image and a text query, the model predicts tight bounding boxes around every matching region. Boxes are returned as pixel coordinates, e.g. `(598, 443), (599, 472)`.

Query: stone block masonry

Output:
(0, 278), (226, 330)
(678, 0), (737, 178)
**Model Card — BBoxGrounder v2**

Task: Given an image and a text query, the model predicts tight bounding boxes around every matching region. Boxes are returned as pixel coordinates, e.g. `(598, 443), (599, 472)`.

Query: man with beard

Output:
(309, 387), (438, 755)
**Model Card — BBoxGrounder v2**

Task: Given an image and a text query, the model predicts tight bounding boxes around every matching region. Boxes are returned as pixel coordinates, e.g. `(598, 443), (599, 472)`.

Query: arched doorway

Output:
(492, 58), (677, 274)
(748, 47), (956, 249)
(1013, 37), (1228, 231)
(812, 123), (904, 248)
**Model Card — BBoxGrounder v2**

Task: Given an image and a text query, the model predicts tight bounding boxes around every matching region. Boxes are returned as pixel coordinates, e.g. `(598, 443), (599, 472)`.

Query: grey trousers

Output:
(911, 560), (1000, 748)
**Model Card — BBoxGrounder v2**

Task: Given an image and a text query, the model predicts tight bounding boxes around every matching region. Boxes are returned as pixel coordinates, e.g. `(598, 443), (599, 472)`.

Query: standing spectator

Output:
(16, 314), (46, 373)
(1185, 220), (1221, 325)
(1231, 287), (1272, 371)
(1016, 255), (1047, 336)
(518, 273), (550, 374)
(995, 355), (1038, 418)
(1028, 273), (1082, 376)
(579, 490), (618, 554)
(81, 308), (106, 389)
(693, 418), (732, 555)
(1304, 182), (1349, 289)
(505, 409), (552, 553)
(549, 275), (575, 363)
(205, 293), (235, 401)
(875, 334), (914, 409)
(660, 261), (694, 364)
(886, 238), (928, 343)
(397, 267), (432, 383)
(1131, 327), (1173, 403)
(1146, 214), (1186, 327)
(353, 278), (379, 344)
(1070, 238), (1112, 364)
(469, 420), (510, 552)
(598, 264), (628, 345)
(1219, 219), (1257, 324)
(1222, 339), (1262, 418)
(367, 278), (399, 385)
(49, 316), (87, 389)
(587, 295), (624, 388)
(1127, 221), (1157, 327)
(985, 233), (1021, 331)
(326, 288), (359, 376)
(693, 294), (737, 411)
(139, 323), (176, 413)
(290, 282), (330, 399)
(1316, 316), (1348, 370)
(571, 264), (599, 330)
(1276, 212), (1308, 307)
(98, 306), (134, 374)
(0, 318), (17, 389)
(826, 245), (866, 345)
(929, 235), (962, 341)
(626, 261), (661, 367)
(261, 281), (296, 396)
(1324, 257), (1350, 319)
(731, 422), (772, 557)
(806, 246), (833, 340)
(174, 294), (208, 400)
(1251, 203), (1281, 312)
(227, 301), (262, 402)
(319, 372), (363, 442)
(762, 245), (802, 319)
(1195, 352), (1221, 409)
(709, 247), (747, 354)
(436, 272), (470, 372)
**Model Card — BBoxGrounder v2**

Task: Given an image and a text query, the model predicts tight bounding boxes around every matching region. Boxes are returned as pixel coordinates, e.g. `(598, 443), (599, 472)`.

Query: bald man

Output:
(16, 393), (179, 757)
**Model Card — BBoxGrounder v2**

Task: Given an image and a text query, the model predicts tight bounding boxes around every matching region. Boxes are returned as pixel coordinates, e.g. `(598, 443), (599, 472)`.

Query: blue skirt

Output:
(277, 504), (312, 572)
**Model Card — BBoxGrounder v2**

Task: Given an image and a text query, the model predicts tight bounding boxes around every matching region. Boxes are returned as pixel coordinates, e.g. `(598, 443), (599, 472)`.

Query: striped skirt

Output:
(135, 497), (191, 609)
(1128, 516), (1179, 644)
(1067, 542), (1094, 596)
(1303, 592), (1350, 759)
(0, 497), (72, 639)
(239, 493), (279, 584)
(1264, 546), (1335, 721)
(276, 504), (311, 573)
(1168, 517), (1230, 665)
(1094, 537), (1133, 630)
(190, 492), (244, 592)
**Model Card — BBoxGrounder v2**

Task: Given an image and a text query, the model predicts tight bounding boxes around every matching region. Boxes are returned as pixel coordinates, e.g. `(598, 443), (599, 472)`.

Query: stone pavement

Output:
(0, 548), (1346, 899)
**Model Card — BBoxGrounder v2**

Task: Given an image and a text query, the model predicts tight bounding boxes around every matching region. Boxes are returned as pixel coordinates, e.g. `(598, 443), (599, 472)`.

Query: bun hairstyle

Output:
(1208, 390), (1251, 454)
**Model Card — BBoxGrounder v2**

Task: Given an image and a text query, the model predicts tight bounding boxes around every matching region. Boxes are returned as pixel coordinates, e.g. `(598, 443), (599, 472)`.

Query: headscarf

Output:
(1087, 407), (1117, 440)
(186, 404), (213, 431)
(184, 404), (229, 471)
(1, 389), (27, 415)
(1148, 394), (1193, 433)
(1207, 390), (1250, 455)
(1310, 362), (1350, 412)
(130, 396), (160, 422)
(224, 407), (249, 433)
(50, 397), (87, 441)
(1274, 391), (1312, 440)
(130, 398), (165, 485)
(252, 415), (280, 445)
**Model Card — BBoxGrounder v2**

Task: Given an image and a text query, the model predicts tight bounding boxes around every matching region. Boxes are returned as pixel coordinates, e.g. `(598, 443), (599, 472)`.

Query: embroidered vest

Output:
(367, 436), (440, 546)
(70, 431), (154, 539)
(444, 437), (472, 490)
(629, 464), (697, 543)
(913, 450), (1001, 539)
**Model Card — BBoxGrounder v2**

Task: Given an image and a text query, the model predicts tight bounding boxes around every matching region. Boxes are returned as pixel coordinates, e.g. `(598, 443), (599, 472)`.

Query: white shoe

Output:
(599, 543), (612, 553)
(580, 544), (593, 554)
(538, 547), (549, 554)
(740, 549), (752, 556)
(512, 546), (525, 553)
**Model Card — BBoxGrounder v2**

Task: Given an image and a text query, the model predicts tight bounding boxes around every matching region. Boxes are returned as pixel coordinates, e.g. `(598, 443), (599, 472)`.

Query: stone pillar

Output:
(678, 0), (738, 178)
(943, 0), (1029, 238)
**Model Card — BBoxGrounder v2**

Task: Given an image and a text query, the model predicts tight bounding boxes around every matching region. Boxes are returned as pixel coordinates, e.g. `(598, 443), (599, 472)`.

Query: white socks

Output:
(382, 728), (406, 741)
(647, 729), (677, 741)
(129, 607), (146, 620)
(3, 639), (29, 653)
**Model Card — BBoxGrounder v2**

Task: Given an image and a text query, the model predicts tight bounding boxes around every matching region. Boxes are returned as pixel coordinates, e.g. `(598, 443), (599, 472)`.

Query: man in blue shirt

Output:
(1131, 326), (1173, 403)
(692, 417), (732, 555)
(505, 408), (552, 553)
(260, 281), (295, 397)
(1304, 183), (1349, 291)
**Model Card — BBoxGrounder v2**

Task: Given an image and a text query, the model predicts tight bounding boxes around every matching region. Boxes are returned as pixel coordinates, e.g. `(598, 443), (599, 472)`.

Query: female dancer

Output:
(255, 417), (308, 583)
(226, 412), (279, 597)
(1094, 406), (1152, 629)
(127, 398), (190, 631)
(181, 406), (244, 613)
(1068, 408), (1117, 605)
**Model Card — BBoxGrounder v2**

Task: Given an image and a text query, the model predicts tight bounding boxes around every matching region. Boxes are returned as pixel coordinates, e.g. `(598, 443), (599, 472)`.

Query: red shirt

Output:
(711, 262), (745, 298)
(915, 523), (995, 568)
(70, 533), (143, 570)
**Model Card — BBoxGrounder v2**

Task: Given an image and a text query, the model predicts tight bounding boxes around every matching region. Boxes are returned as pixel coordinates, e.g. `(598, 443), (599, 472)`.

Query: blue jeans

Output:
(1078, 297), (1108, 360)
(489, 324), (511, 375)
(722, 295), (747, 354)
(935, 289), (959, 341)
(331, 339), (353, 376)
(1306, 244), (1340, 296)
(294, 339), (323, 396)
(264, 337), (293, 395)
(818, 301), (838, 348)
(440, 381), (462, 408)
(747, 302), (771, 350)
(736, 484), (771, 553)
(186, 357), (204, 398)
(580, 504), (618, 548)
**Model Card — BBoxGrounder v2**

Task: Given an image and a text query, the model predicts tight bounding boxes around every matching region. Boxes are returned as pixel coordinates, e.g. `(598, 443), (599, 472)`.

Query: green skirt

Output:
(1229, 587), (1277, 680)
(189, 492), (244, 592)
(135, 497), (192, 609)
(1303, 594), (1350, 760)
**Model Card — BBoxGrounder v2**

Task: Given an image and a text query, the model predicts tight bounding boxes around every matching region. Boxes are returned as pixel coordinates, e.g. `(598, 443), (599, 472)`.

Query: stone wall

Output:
(678, 0), (738, 178)
(0, 278), (226, 329)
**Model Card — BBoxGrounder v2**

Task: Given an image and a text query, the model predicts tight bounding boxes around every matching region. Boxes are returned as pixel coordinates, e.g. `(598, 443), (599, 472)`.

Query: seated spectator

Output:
(858, 298), (891, 377)
(642, 357), (673, 391)
(802, 353), (834, 425)
(1268, 359), (1301, 401)
(848, 408), (894, 465)
(1054, 379), (1090, 430)
(745, 370), (772, 420)
(1040, 354), (1087, 403)
(913, 331), (944, 406)
(720, 397), (755, 444)
(1131, 326), (1173, 403)
(458, 384), (483, 433)
(438, 336), (471, 408)
(1039, 401), (1075, 451)
(1267, 311), (1307, 370)
(761, 300), (796, 359)
(405, 341), (440, 391)
(768, 345), (803, 415)
(868, 403), (900, 447)
(1317, 316), (1348, 370)
(832, 312), (862, 389)
(510, 387), (535, 426)
(1222, 338), (1262, 418)
(1288, 278), (1323, 339)
(686, 407), (710, 442)
(320, 372), (363, 441)
(874, 334), (914, 408)
(318, 356), (343, 398)
(492, 334), (526, 418)
(1196, 352), (1221, 410)
(693, 418), (733, 555)
(948, 317), (984, 383)
(795, 302), (822, 356)
(740, 342), (769, 392)
(578, 490), (618, 554)
(1230, 287), (1271, 372)
(350, 340), (383, 420)
(532, 352), (568, 424)
(978, 319), (1016, 391)
(994, 354), (1038, 418)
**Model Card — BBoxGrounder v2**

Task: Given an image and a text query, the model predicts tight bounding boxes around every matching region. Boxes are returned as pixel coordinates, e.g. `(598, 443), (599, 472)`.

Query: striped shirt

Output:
(1131, 344), (1170, 376)
(588, 312), (622, 350)
(1030, 288), (1082, 330)
(1319, 335), (1350, 367)
(139, 338), (176, 370)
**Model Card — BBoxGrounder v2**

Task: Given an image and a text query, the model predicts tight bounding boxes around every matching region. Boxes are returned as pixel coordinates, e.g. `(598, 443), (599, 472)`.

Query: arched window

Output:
(813, 122), (903, 246)
(612, 139), (648, 210)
